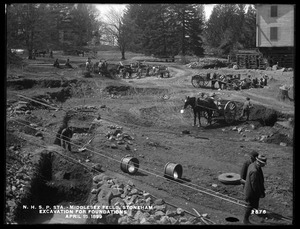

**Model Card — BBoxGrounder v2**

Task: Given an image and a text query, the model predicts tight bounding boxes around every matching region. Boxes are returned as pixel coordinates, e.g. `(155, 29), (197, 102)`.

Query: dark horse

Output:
(183, 96), (214, 127)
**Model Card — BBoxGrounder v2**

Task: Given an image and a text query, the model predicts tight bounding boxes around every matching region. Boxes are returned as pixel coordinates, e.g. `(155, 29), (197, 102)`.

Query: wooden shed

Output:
(236, 49), (266, 70)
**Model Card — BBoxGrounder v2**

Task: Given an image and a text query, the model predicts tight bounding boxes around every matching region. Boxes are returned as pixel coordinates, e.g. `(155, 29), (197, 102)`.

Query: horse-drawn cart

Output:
(191, 73), (241, 90)
(183, 95), (237, 127)
(211, 99), (237, 124)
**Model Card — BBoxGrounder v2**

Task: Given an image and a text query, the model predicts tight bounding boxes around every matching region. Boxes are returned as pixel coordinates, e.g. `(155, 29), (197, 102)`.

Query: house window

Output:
(270, 27), (278, 40)
(271, 5), (278, 17)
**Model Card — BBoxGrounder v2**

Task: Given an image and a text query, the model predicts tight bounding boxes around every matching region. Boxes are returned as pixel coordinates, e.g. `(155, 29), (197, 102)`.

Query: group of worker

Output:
(53, 58), (73, 68)
(211, 73), (269, 90)
(85, 58), (108, 74)
(240, 75), (268, 89)
(97, 59), (108, 73)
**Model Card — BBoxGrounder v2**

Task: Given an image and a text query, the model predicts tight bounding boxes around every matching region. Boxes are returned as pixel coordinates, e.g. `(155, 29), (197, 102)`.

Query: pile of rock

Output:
(7, 101), (31, 116)
(6, 146), (34, 224)
(186, 59), (228, 69)
(230, 123), (292, 146)
(105, 125), (134, 150)
(89, 173), (205, 225)
(74, 105), (98, 111)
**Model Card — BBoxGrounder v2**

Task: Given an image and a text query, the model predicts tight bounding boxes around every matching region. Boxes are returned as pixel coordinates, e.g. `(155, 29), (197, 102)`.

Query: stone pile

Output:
(105, 125), (134, 151)
(6, 146), (34, 224)
(7, 101), (31, 116)
(89, 173), (205, 225)
(186, 59), (227, 69)
(230, 123), (292, 146)
(74, 105), (98, 111)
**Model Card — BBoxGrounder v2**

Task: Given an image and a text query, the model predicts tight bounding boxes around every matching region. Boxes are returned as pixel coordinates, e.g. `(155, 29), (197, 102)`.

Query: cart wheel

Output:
(224, 101), (237, 124)
(199, 76), (209, 87)
(191, 75), (202, 88)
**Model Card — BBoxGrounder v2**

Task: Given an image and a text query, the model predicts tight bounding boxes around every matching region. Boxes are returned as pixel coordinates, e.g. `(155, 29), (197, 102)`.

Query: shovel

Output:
(192, 208), (215, 225)
(78, 135), (95, 152)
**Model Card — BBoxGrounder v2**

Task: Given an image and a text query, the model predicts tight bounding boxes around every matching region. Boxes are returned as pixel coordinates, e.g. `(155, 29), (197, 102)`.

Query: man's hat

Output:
(249, 150), (259, 159)
(256, 155), (267, 164)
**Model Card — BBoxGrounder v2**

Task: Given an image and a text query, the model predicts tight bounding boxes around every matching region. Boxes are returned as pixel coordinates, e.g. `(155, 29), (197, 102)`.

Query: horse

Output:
(183, 96), (213, 127)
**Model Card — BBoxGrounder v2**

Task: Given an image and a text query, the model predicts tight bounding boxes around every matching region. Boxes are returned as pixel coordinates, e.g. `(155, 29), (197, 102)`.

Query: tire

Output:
(218, 173), (241, 185)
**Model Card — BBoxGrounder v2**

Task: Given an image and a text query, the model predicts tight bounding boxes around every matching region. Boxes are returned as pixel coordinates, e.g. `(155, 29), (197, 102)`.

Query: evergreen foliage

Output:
(6, 4), (257, 59)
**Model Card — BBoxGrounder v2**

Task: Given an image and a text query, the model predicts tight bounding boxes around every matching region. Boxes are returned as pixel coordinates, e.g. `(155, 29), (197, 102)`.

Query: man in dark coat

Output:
(65, 58), (73, 68)
(243, 155), (267, 224)
(60, 126), (73, 151)
(53, 58), (60, 68)
(240, 151), (259, 186)
(54, 113), (72, 151)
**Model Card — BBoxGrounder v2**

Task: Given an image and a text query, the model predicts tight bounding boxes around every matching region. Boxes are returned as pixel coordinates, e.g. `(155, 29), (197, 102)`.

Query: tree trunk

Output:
(121, 49), (125, 60)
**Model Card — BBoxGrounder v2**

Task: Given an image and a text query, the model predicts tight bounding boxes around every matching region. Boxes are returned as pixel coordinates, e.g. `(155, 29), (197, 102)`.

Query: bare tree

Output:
(102, 6), (133, 59)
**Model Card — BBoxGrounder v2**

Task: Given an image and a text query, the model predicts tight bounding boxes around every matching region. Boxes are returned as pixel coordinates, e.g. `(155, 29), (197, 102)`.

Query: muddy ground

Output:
(6, 52), (294, 225)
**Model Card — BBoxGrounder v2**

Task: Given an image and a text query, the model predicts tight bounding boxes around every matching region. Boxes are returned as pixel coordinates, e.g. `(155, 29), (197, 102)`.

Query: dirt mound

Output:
(48, 152), (93, 203)
(250, 105), (278, 126)
(265, 133), (293, 146)
(7, 119), (37, 136)
(103, 85), (169, 97)
(103, 85), (132, 95)
(12, 146), (93, 224)
(187, 58), (228, 69)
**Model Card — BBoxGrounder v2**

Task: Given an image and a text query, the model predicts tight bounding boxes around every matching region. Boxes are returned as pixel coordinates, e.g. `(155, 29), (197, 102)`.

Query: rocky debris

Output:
(92, 163), (103, 172)
(7, 101), (31, 116)
(230, 121), (293, 146)
(6, 146), (34, 224)
(105, 125), (135, 150)
(186, 58), (227, 69)
(74, 105), (98, 111)
(89, 174), (205, 225)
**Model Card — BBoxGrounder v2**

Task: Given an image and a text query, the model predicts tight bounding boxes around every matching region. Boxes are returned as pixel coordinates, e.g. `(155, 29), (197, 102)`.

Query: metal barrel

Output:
(120, 156), (139, 174)
(164, 162), (183, 180)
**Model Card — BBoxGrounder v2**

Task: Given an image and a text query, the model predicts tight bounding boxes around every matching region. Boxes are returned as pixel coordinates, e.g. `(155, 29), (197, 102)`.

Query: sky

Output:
(96, 4), (216, 21)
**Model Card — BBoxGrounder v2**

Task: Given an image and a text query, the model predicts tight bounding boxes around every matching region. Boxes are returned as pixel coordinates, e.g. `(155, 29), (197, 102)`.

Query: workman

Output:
(240, 151), (259, 186)
(243, 155), (267, 224)
(54, 113), (72, 150)
(53, 59), (60, 68)
(239, 97), (253, 121)
(65, 58), (73, 68)
(60, 126), (73, 151)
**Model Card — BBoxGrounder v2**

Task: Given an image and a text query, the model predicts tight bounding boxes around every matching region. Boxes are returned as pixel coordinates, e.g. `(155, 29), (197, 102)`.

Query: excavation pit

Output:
(13, 147), (92, 224)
